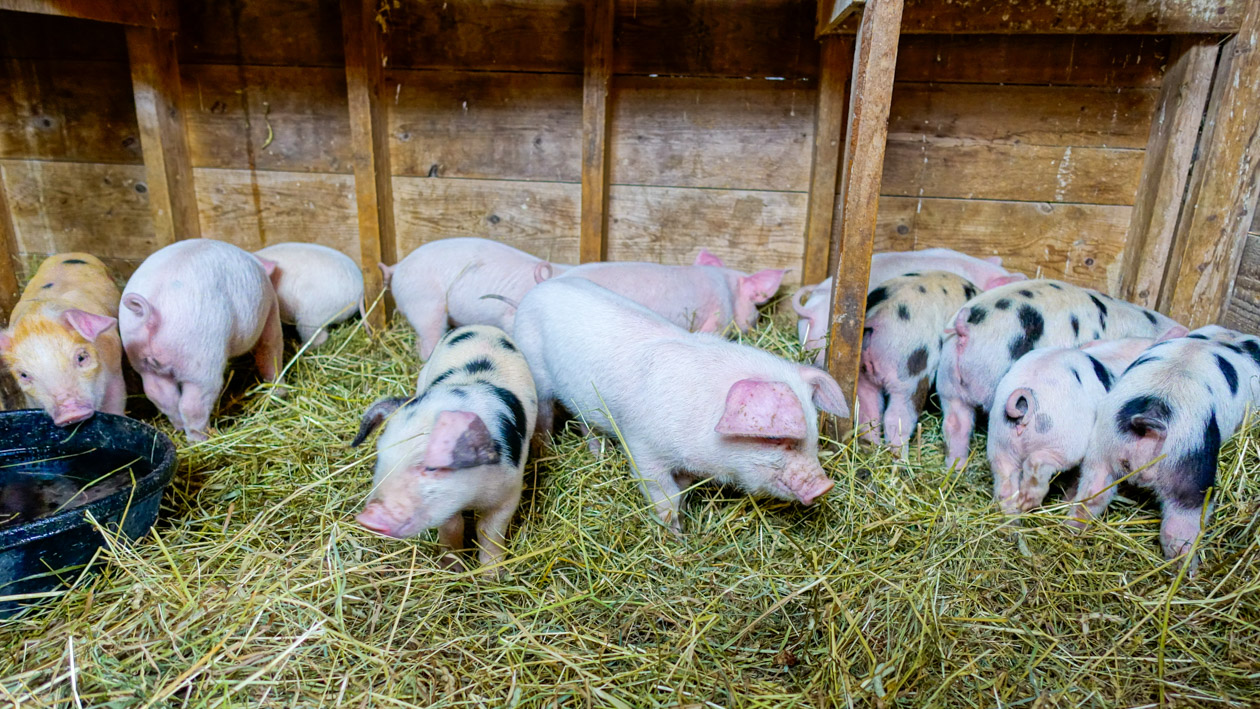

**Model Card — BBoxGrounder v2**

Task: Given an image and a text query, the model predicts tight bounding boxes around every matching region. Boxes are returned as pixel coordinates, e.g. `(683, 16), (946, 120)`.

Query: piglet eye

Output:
(17, 371), (29, 381)
(77, 352), (89, 365)
(1120, 459), (1132, 473)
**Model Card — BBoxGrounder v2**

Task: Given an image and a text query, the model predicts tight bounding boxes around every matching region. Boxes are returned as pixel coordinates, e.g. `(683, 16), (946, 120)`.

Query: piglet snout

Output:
(357, 501), (413, 538)
(782, 466), (835, 506)
(53, 401), (95, 426)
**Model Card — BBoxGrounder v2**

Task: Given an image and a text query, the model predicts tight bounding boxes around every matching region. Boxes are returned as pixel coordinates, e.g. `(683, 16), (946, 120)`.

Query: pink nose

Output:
(356, 506), (404, 538)
(53, 407), (95, 426)
(797, 478), (835, 506)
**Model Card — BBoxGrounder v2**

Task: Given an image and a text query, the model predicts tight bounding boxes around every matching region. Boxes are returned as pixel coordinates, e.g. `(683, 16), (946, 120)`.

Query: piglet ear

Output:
(797, 365), (850, 418)
(694, 249), (725, 267)
(983, 256), (1003, 266)
(716, 379), (809, 439)
(62, 309), (117, 342)
(349, 396), (411, 447)
(739, 269), (787, 305)
(0, 331), (12, 354)
(378, 262), (394, 286)
(1156, 325), (1189, 343)
(255, 256), (278, 279)
(423, 410), (500, 469)
(983, 273), (1026, 290)
(121, 293), (157, 328)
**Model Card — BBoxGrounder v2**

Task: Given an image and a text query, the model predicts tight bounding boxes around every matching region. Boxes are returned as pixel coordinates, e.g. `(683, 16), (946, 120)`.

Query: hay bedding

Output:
(0, 310), (1257, 708)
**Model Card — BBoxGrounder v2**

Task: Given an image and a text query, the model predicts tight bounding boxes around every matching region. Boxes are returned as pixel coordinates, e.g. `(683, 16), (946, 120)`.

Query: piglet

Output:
(792, 248), (1025, 363)
(386, 238), (571, 360)
(0, 253), (124, 425)
(555, 250), (785, 334)
(988, 326), (1187, 518)
(513, 277), (848, 533)
(1068, 327), (1260, 572)
(936, 280), (1183, 469)
(120, 239), (284, 442)
(254, 242), (365, 347)
(352, 325), (536, 574)
(858, 271), (978, 449)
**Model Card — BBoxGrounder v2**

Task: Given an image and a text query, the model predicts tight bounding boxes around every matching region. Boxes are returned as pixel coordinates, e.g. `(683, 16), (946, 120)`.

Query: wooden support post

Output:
(342, 0), (397, 333)
(0, 178), (21, 317)
(1160, 1), (1260, 328)
(579, 0), (614, 264)
(127, 26), (200, 247)
(1118, 38), (1218, 309)
(825, 0), (904, 419)
(801, 36), (854, 286)
(818, 0), (866, 36)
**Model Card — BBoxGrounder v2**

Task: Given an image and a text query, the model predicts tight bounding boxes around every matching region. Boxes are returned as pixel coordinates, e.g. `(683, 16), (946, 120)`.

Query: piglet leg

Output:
(103, 374), (127, 416)
(1067, 459), (1118, 530)
(476, 493), (521, 577)
(437, 515), (467, 572)
(941, 395), (975, 469)
(631, 452), (685, 536)
(254, 299), (285, 383)
(178, 377), (222, 442)
(143, 373), (184, 430)
(855, 375), (884, 445)
(882, 389), (920, 452)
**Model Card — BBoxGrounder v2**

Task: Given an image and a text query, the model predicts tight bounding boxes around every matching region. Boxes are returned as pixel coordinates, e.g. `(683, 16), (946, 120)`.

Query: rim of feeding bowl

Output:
(0, 412), (178, 554)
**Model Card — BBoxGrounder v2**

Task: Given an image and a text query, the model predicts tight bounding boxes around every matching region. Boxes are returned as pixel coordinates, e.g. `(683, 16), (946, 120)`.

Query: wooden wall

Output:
(0, 1), (1168, 294)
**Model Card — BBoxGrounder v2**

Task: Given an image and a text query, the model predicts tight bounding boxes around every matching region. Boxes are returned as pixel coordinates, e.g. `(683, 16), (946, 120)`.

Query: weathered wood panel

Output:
(177, 0), (344, 67)
(1222, 234), (1260, 335)
(803, 37), (852, 285)
(895, 35), (1169, 87)
(827, 0), (1245, 34)
(0, 0), (176, 30)
(181, 65), (351, 173)
(192, 168), (357, 255)
(0, 12), (128, 61)
(888, 84), (1159, 149)
(868, 196), (1133, 293)
(606, 184), (806, 283)
(0, 159), (158, 259)
(384, 1), (585, 73)
(0, 59), (142, 164)
(610, 77), (815, 191)
(392, 176), (580, 263)
(881, 143), (1145, 205)
(580, 0), (614, 264)
(387, 70), (582, 181)
(0, 174), (20, 313)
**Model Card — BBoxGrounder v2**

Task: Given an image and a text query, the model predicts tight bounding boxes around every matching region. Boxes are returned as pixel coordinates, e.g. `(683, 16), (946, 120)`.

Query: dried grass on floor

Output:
(0, 308), (1257, 707)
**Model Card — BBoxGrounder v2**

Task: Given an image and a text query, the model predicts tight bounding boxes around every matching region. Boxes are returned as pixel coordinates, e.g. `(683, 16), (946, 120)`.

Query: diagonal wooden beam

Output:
(818, 0), (866, 37)
(579, 0), (614, 264)
(801, 36), (854, 286)
(825, 0), (905, 417)
(0, 0), (176, 29)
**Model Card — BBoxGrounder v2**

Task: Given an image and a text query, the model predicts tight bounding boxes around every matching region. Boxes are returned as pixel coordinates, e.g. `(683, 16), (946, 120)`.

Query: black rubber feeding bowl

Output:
(0, 411), (176, 617)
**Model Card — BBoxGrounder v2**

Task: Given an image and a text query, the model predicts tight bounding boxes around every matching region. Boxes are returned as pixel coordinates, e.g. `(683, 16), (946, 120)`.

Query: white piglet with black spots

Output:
(1068, 327), (1260, 573)
(352, 325), (536, 574)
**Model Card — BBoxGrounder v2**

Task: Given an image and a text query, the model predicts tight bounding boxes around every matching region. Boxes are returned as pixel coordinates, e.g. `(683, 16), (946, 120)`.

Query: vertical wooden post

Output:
(126, 26), (200, 246)
(579, 0), (614, 264)
(0, 178), (21, 316)
(342, 0), (397, 332)
(802, 36), (854, 285)
(824, 0), (904, 417)
(1118, 38), (1218, 308)
(1161, 1), (1260, 328)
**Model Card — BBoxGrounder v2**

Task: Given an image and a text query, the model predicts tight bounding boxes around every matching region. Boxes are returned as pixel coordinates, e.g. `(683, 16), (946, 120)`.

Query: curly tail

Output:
(1004, 387), (1036, 426)
(791, 285), (817, 317)
(534, 261), (555, 284)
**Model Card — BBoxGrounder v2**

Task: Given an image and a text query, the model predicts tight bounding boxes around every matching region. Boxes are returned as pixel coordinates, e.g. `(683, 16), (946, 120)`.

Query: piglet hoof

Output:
(185, 428), (210, 443)
(479, 564), (507, 581)
(439, 553), (467, 574)
(1064, 507), (1090, 532)
(268, 383), (290, 398)
(585, 436), (606, 458)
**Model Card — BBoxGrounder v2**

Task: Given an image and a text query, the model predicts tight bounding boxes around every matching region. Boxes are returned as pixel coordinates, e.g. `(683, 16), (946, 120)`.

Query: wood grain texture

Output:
(392, 176), (580, 263)
(192, 168), (357, 255)
(0, 175), (19, 314)
(803, 37), (852, 285)
(1163, 3), (1260, 328)
(128, 27), (200, 244)
(606, 184), (806, 283)
(868, 196), (1133, 293)
(826, 0), (904, 413)
(0, 0), (175, 29)
(579, 0), (613, 263)
(888, 83), (1159, 149)
(387, 70), (582, 181)
(1221, 233), (1260, 334)
(0, 12), (127, 61)
(819, 0), (865, 35)
(384, 0), (584, 73)
(1118, 38), (1218, 309)
(0, 160), (159, 260)
(895, 35), (1169, 87)
(827, 0), (1245, 34)
(881, 142), (1145, 205)
(342, 0), (397, 331)
(181, 65), (351, 173)
(177, 0), (344, 67)
(610, 77), (815, 191)
(0, 58), (143, 164)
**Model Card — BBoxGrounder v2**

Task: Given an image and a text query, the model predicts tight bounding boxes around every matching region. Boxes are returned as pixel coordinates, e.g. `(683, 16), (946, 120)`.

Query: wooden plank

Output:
(0, 12), (128, 61)
(1118, 38), (1218, 309)
(386, 70), (582, 181)
(606, 184), (806, 284)
(0, 0), (175, 29)
(182, 65), (351, 173)
(888, 83), (1159, 149)
(868, 196), (1133, 293)
(384, 0), (584, 73)
(819, 0), (865, 36)
(392, 176), (580, 263)
(1162, 1), (1260, 327)
(0, 58), (143, 164)
(894, 35), (1169, 88)
(0, 175), (20, 315)
(128, 27), (200, 245)
(881, 142), (1145, 205)
(192, 168), (357, 255)
(826, 0), (905, 413)
(1221, 233), (1260, 335)
(823, 0), (1244, 34)
(579, 0), (613, 264)
(177, 0), (344, 67)
(0, 160), (159, 260)
(802, 37), (853, 285)
(341, 0), (397, 332)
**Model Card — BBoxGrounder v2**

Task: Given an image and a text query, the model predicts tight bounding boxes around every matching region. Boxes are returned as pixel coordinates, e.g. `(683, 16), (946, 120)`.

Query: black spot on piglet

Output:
(41, 282), (53, 289)
(1215, 354), (1238, 395)
(498, 337), (517, 352)
(1018, 289), (1034, 299)
(429, 368), (458, 387)
(1239, 339), (1260, 369)
(1115, 395), (1171, 437)
(866, 286), (889, 313)
(1070, 315), (1080, 338)
(1085, 354), (1112, 391)
(447, 330), (478, 345)
(967, 307), (988, 326)
(905, 346), (928, 376)
(1188, 333), (1209, 340)
(897, 304), (911, 321)
(61, 259), (88, 265)
(1143, 310), (1158, 325)
(962, 284), (978, 300)
(1165, 412), (1220, 509)
(488, 385), (528, 467)
(1007, 304), (1044, 360)
(994, 298), (1011, 310)
(464, 357), (494, 375)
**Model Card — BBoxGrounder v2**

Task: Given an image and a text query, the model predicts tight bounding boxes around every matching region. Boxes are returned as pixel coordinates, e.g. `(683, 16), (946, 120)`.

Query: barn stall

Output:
(0, 0), (1258, 705)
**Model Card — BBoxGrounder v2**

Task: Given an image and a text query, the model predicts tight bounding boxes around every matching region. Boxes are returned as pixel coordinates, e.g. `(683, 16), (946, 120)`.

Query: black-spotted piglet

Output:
(936, 279), (1182, 468)
(1068, 327), (1260, 572)
(858, 271), (977, 450)
(352, 325), (536, 574)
